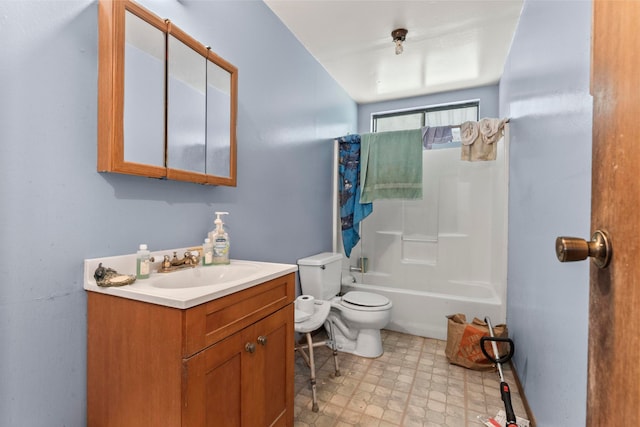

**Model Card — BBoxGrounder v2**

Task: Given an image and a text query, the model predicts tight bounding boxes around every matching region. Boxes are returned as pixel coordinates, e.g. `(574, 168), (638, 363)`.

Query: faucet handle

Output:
(160, 255), (172, 271)
(184, 251), (200, 265)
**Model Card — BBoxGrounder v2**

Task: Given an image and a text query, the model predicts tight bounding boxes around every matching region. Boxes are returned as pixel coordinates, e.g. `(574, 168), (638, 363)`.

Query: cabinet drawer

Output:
(183, 273), (295, 357)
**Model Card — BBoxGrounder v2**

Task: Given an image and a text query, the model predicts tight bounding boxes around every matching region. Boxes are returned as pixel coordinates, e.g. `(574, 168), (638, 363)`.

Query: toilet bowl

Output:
(297, 253), (392, 358)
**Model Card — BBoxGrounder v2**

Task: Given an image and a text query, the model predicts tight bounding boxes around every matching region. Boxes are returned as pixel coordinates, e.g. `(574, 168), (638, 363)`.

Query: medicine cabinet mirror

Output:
(98, 0), (237, 186)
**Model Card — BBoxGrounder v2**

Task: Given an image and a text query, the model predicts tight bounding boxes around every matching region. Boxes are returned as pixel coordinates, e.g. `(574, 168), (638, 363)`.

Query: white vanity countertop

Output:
(84, 249), (297, 309)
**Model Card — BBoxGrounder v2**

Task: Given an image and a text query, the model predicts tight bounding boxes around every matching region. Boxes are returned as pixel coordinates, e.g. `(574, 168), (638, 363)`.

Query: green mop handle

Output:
(500, 381), (518, 426)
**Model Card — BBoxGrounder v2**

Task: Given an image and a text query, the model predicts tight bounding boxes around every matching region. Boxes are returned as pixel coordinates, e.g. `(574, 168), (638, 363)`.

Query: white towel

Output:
(460, 118), (506, 161)
(460, 121), (479, 146)
(479, 118), (506, 144)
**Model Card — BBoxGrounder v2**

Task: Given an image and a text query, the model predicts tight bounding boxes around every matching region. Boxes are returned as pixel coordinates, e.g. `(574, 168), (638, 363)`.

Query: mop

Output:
(479, 316), (519, 427)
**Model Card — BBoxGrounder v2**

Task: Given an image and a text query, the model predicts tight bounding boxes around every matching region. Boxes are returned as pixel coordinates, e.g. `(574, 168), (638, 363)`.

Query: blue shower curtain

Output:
(338, 134), (372, 258)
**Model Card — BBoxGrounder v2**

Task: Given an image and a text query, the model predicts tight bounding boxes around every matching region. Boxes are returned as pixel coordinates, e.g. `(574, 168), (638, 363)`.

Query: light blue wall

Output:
(500, 0), (592, 425)
(0, 1), (355, 425)
(357, 84), (499, 134)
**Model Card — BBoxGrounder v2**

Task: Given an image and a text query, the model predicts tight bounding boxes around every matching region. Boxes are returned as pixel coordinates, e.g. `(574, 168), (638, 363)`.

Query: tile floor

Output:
(294, 329), (527, 427)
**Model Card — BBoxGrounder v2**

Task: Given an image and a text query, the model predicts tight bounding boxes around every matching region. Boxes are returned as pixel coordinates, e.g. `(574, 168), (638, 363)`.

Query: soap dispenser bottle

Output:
(136, 244), (151, 279)
(212, 211), (230, 265)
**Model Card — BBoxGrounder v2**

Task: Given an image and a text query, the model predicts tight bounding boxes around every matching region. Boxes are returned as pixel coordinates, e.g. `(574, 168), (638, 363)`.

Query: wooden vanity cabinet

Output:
(87, 273), (295, 427)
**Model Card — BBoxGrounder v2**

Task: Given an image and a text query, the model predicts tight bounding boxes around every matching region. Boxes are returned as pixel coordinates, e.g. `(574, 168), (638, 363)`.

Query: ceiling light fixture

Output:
(391, 28), (408, 55)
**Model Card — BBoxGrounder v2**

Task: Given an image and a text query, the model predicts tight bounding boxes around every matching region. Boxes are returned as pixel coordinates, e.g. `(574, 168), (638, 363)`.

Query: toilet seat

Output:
(340, 291), (392, 312)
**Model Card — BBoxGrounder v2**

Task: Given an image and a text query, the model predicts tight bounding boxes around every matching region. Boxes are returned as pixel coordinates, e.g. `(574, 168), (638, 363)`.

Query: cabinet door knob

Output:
(245, 342), (256, 353)
(257, 335), (267, 346)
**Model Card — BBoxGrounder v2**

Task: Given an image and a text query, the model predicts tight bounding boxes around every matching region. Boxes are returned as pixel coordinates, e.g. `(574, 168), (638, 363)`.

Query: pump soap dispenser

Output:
(211, 212), (230, 265)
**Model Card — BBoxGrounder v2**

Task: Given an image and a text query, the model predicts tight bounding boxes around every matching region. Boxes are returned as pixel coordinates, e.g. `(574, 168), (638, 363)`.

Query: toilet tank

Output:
(297, 252), (343, 300)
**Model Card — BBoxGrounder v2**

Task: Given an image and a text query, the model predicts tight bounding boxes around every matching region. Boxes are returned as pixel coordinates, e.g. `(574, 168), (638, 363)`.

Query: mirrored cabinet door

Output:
(124, 9), (165, 167)
(98, 0), (167, 178)
(206, 51), (237, 185)
(166, 24), (237, 186)
(166, 26), (208, 183)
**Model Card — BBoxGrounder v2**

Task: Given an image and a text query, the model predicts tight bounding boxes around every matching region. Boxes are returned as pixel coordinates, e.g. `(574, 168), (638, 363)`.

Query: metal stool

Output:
(294, 300), (341, 412)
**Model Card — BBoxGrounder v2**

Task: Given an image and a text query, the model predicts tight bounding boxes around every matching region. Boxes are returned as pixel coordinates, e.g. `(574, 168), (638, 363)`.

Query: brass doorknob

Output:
(555, 229), (611, 268)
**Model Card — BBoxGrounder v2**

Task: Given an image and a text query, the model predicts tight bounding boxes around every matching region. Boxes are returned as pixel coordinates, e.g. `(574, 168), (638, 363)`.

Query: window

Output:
(372, 101), (479, 133)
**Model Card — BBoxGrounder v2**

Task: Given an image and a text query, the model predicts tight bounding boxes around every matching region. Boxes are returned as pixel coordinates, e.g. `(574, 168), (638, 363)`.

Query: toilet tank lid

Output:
(297, 252), (343, 266)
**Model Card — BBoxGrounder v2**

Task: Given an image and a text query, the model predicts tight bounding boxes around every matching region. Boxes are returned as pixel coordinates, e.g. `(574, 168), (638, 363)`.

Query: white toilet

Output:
(297, 252), (392, 358)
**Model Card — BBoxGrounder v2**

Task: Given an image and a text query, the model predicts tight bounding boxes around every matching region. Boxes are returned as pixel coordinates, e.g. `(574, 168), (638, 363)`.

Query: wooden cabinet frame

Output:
(97, 0), (238, 186)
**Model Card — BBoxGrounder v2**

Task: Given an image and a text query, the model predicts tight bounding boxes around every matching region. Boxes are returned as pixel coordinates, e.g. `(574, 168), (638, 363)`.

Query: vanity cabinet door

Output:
(182, 304), (294, 427)
(250, 304), (294, 427)
(243, 304), (294, 426)
(183, 326), (245, 426)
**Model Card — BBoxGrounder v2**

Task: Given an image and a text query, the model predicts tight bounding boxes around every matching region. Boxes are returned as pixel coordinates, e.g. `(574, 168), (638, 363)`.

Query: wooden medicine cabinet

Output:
(98, 0), (238, 186)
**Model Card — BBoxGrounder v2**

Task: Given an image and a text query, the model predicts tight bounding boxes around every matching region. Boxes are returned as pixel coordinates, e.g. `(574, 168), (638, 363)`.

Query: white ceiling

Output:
(264, 0), (524, 104)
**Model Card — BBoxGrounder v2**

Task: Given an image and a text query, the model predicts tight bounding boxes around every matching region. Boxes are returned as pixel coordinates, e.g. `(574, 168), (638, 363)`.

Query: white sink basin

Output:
(151, 262), (262, 289)
(84, 251), (297, 309)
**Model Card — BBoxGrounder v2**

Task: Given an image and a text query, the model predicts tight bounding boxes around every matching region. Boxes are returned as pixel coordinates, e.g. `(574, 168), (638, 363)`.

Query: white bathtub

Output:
(341, 275), (504, 341)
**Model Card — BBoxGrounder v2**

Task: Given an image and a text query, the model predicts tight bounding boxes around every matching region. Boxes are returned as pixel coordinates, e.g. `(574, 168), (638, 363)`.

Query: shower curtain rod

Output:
(449, 118), (510, 129)
(338, 119), (511, 138)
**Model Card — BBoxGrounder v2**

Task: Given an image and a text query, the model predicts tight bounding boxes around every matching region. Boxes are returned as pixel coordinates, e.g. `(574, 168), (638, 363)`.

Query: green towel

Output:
(360, 129), (423, 203)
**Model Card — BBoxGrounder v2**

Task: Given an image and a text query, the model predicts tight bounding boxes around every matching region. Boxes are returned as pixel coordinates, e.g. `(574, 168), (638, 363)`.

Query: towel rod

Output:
(449, 118), (510, 129)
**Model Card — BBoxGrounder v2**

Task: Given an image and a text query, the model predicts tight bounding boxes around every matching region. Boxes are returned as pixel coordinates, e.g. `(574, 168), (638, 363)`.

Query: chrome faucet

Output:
(349, 257), (368, 273)
(158, 251), (200, 273)
(344, 274), (356, 283)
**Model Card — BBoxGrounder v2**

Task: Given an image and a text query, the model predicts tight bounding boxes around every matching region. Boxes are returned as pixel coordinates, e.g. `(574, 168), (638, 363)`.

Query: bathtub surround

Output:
(348, 88), (506, 343)
(339, 132), (508, 340)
